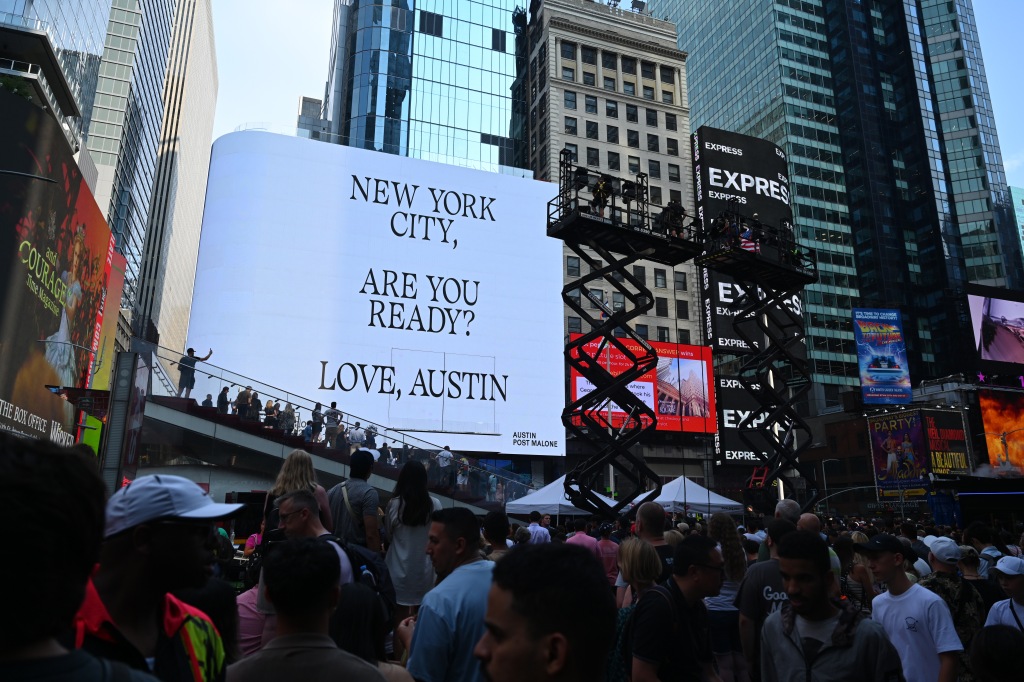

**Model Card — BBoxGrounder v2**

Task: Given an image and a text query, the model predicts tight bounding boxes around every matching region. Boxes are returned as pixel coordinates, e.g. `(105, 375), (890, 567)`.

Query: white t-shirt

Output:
(871, 583), (962, 682)
(984, 598), (1024, 630)
(436, 449), (453, 467)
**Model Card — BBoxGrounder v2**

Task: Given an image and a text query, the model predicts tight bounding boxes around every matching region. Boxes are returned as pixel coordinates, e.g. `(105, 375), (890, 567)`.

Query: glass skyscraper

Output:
(313, 0), (528, 174)
(83, 0), (175, 311)
(0, 0), (110, 149)
(656, 0), (1021, 412)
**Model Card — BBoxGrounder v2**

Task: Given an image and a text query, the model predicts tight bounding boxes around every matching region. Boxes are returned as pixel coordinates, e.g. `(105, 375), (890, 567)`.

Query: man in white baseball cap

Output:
(919, 536), (985, 681)
(73, 475), (243, 681)
(984, 556), (1024, 629)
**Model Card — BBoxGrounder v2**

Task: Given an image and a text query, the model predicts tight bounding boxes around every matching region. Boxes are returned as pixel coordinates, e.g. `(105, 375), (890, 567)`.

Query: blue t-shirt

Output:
(407, 560), (494, 682)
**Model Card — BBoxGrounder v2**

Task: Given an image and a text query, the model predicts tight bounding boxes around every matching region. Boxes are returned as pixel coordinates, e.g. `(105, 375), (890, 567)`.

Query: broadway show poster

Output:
(979, 389), (1024, 469)
(867, 410), (929, 498)
(922, 409), (971, 476)
(853, 308), (912, 405)
(0, 90), (114, 443)
(568, 334), (716, 433)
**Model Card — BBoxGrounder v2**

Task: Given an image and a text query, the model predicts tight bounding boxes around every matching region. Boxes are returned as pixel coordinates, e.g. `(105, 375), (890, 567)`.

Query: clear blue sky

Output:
(210, 0), (1024, 187)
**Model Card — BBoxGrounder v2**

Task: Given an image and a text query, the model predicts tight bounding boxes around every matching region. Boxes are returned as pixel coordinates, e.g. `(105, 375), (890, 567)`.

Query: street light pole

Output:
(821, 458), (838, 515)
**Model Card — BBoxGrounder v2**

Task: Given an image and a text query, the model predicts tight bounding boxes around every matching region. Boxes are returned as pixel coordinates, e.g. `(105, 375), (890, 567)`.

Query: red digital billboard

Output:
(0, 90), (116, 444)
(568, 334), (716, 433)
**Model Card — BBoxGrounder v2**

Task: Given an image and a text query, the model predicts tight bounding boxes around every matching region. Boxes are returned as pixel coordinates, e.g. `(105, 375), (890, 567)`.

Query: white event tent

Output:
(505, 475), (617, 517)
(653, 476), (744, 515)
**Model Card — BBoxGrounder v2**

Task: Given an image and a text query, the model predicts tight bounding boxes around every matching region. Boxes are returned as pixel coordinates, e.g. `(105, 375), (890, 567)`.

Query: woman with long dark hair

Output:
(384, 460), (441, 658)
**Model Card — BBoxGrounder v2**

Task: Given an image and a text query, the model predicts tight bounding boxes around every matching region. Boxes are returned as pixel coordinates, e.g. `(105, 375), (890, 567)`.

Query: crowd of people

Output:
(6, 430), (1024, 682)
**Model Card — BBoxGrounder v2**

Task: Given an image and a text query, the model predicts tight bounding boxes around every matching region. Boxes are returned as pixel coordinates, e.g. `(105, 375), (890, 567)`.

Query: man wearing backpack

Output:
(328, 450), (382, 553)
(631, 535), (724, 682)
(348, 422), (366, 454)
(277, 489), (353, 585)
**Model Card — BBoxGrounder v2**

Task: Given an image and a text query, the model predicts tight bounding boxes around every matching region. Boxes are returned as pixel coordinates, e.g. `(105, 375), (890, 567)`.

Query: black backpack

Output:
(319, 533), (397, 621)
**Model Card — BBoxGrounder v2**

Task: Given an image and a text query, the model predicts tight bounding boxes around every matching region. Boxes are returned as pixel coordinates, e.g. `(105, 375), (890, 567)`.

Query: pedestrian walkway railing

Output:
(140, 341), (537, 502)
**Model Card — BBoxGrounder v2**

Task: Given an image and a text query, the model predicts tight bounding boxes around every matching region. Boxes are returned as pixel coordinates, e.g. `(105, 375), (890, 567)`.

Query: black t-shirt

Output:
(631, 578), (711, 682)
(0, 649), (157, 681)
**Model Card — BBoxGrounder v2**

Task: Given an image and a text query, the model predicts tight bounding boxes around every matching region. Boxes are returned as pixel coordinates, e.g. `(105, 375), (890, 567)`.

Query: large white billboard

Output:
(187, 132), (565, 455)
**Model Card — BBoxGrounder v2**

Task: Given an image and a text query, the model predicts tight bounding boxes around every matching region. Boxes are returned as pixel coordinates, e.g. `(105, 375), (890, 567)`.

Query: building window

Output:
(647, 134), (659, 152)
(666, 138), (678, 156)
(628, 155), (640, 174)
(589, 288), (603, 309)
(621, 56), (636, 74)
(568, 316), (582, 334)
(623, 82), (636, 96)
(492, 28), (506, 52)
(655, 297), (668, 317)
(676, 300), (689, 319)
(606, 100), (618, 118)
(602, 51), (617, 70)
(674, 271), (687, 291)
(646, 108), (658, 127)
(585, 95), (597, 113)
(561, 41), (576, 60)
(565, 117), (577, 135)
(633, 265), (646, 282)
(641, 61), (656, 79)
(564, 143), (577, 161)
(660, 65), (674, 83)
(604, 76), (616, 91)
(626, 104), (638, 122)
(665, 113), (677, 131)
(419, 10), (443, 37)
(643, 85), (654, 100)
(648, 159), (661, 179)
(583, 71), (595, 86)
(678, 328), (691, 345)
(567, 256), (580, 277)
(606, 125), (619, 143)
(567, 288), (581, 306)
(650, 186), (662, 205)
(654, 268), (667, 288)
(582, 46), (597, 64)
(612, 291), (625, 311)
(669, 189), (682, 204)
(565, 91), (577, 109)
(586, 120), (598, 139)
(627, 130), (639, 148)
(668, 164), (680, 182)
(662, 90), (673, 104)
(657, 326), (670, 342)
(587, 147), (599, 167)
(608, 151), (620, 170)
(562, 67), (575, 81)
(636, 324), (649, 340)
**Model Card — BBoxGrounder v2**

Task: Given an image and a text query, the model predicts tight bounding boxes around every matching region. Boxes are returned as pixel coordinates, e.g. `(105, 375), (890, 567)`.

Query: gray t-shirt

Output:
(329, 478), (379, 547)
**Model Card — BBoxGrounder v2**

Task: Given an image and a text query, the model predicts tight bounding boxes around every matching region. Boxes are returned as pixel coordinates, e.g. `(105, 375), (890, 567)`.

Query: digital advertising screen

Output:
(969, 284), (1024, 375)
(0, 89), (115, 444)
(852, 308), (912, 405)
(867, 411), (929, 499)
(979, 388), (1024, 469)
(713, 375), (769, 465)
(692, 126), (801, 356)
(567, 334), (715, 433)
(921, 409), (971, 476)
(188, 132), (565, 455)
